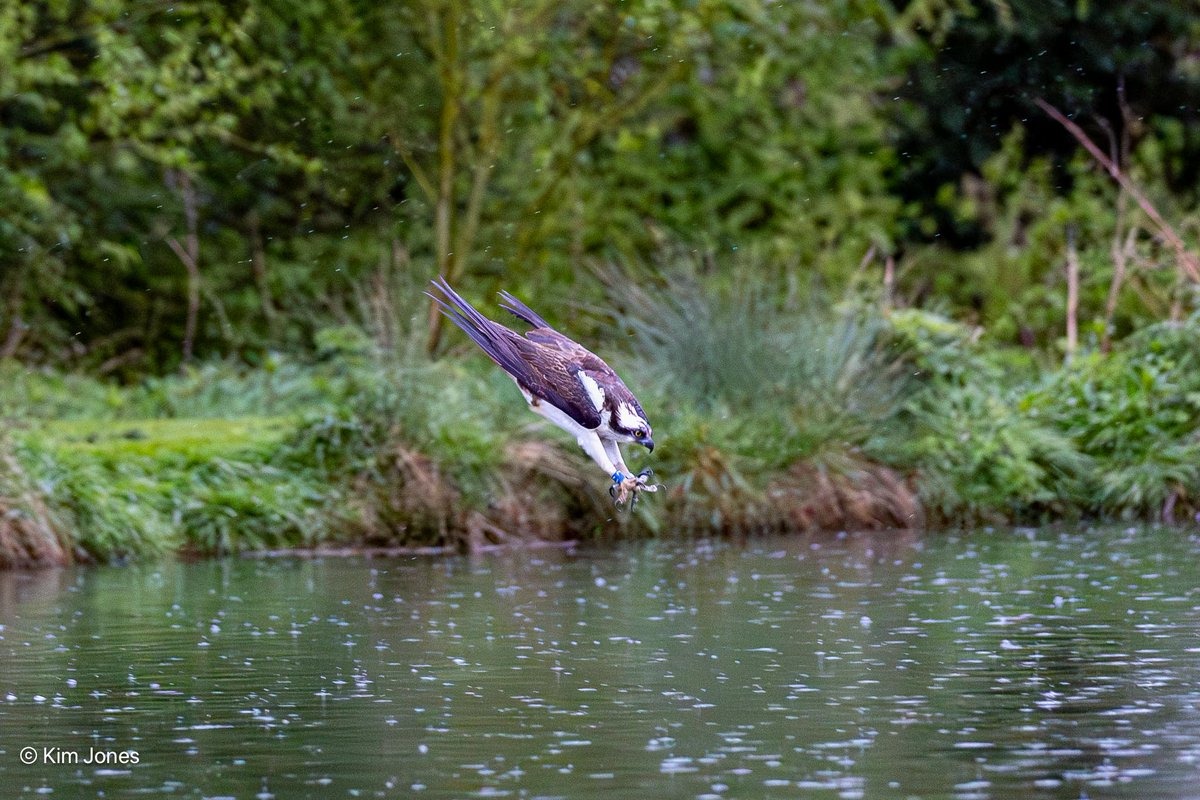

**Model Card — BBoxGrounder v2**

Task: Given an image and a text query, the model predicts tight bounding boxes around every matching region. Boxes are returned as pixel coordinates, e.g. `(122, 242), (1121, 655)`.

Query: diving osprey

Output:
(426, 277), (657, 505)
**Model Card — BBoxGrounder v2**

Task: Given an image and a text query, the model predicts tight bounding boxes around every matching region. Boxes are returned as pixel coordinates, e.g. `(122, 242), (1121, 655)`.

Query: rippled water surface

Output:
(3, 528), (1200, 798)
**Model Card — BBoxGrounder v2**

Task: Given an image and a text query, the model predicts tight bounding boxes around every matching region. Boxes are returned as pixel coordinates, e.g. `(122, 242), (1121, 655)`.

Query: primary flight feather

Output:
(426, 277), (657, 505)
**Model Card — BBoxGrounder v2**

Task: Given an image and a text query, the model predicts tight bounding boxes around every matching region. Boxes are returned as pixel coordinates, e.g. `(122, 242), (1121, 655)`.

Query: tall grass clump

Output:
(608, 268), (919, 532)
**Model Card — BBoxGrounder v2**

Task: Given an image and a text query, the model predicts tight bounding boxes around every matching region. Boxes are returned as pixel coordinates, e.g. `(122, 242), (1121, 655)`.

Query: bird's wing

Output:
(524, 327), (608, 369)
(495, 289), (610, 373)
(529, 329), (648, 411)
(526, 327), (648, 423)
(428, 278), (605, 429)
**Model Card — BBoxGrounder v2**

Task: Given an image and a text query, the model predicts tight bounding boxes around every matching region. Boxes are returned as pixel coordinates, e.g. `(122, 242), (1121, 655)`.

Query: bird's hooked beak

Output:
(640, 436), (654, 453)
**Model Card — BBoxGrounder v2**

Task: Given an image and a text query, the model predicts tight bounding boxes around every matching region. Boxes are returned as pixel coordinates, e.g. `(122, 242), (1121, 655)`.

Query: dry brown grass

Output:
(0, 451), (72, 569)
(348, 443), (460, 547)
(348, 437), (616, 552)
(658, 448), (923, 536)
(766, 458), (923, 531)
(661, 445), (769, 533)
(345, 435), (926, 547)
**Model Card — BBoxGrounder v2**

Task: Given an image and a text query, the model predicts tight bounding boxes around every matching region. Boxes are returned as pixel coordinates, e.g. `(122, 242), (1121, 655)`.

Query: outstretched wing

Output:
(427, 277), (605, 429)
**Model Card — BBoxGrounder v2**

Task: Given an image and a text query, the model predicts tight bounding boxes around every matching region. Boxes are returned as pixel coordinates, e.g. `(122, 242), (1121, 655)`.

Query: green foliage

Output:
(893, 0), (1200, 233)
(18, 440), (177, 561)
(1026, 319), (1200, 518)
(898, 381), (1091, 524)
(15, 415), (327, 560)
(177, 460), (333, 556)
(886, 310), (1082, 524)
(1, 0), (1198, 371)
(0, 351), (385, 422)
(612, 271), (912, 488)
(0, 360), (125, 419)
(891, 312), (1200, 524)
(1, 0), (309, 366)
(284, 359), (520, 507)
(886, 308), (989, 383)
(2, 0), (908, 367)
(4, 308), (1200, 564)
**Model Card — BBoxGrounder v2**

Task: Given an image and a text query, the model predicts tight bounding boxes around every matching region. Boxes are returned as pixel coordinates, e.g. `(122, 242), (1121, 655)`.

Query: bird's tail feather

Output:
(426, 277), (529, 380)
(498, 290), (552, 330)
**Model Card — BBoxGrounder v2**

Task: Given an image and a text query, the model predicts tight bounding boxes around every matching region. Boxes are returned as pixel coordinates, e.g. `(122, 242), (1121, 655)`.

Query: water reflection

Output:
(1, 528), (1199, 798)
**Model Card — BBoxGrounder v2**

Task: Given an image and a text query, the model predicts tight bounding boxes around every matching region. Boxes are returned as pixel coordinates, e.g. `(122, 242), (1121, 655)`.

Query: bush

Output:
(1028, 319), (1200, 519)
(898, 381), (1090, 524)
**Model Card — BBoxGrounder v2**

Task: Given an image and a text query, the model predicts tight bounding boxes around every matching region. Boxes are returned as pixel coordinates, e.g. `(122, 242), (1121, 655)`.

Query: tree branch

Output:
(1035, 97), (1200, 285)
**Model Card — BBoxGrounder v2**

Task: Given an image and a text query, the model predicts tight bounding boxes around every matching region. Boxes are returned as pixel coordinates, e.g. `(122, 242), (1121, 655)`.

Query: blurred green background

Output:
(4, 0), (1197, 367)
(2, 0), (1199, 566)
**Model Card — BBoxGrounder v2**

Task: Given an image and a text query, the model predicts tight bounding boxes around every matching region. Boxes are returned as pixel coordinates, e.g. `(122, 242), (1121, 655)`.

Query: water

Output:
(2, 528), (1200, 799)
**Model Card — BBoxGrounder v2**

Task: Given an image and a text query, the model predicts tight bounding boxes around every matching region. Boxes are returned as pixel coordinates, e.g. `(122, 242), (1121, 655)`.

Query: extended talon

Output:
(609, 469), (661, 507)
(633, 468), (660, 495)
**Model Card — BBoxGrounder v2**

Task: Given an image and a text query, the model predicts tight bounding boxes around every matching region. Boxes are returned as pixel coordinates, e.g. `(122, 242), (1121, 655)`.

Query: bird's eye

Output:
(634, 428), (645, 438)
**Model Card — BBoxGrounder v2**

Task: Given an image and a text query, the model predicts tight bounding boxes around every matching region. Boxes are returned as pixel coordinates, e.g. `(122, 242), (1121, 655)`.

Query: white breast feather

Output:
(577, 371), (606, 411)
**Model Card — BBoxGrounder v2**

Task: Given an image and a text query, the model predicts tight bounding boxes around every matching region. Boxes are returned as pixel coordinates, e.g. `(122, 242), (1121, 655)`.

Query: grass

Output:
(36, 418), (293, 462)
(1, 296), (1198, 568)
(7, 415), (335, 565)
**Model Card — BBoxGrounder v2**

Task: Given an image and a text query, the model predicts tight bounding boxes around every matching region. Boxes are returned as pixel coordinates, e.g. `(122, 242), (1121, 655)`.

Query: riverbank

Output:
(2, 305), (1198, 570)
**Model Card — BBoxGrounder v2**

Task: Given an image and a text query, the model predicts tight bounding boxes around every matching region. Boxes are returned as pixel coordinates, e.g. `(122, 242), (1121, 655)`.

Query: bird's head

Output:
(612, 402), (654, 453)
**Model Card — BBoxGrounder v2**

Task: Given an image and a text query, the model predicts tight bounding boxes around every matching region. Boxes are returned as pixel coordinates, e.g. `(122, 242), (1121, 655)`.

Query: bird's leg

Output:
(606, 440), (657, 492)
(602, 439), (637, 505)
(601, 438), (634, 481)
(578, 432), (633, 504)
(609, 470), (630, 504)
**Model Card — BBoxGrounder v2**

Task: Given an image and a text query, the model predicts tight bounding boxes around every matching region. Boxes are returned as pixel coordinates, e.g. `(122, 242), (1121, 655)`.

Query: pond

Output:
(2, 527), (1199, 799)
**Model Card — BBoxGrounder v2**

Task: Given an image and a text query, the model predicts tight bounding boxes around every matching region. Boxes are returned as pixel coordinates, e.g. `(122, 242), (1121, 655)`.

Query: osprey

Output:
(427, 277), (657, 506)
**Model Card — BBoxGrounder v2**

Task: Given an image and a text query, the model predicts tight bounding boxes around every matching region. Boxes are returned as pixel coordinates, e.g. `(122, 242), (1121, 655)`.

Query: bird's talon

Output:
(609, 470), (660, 508)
